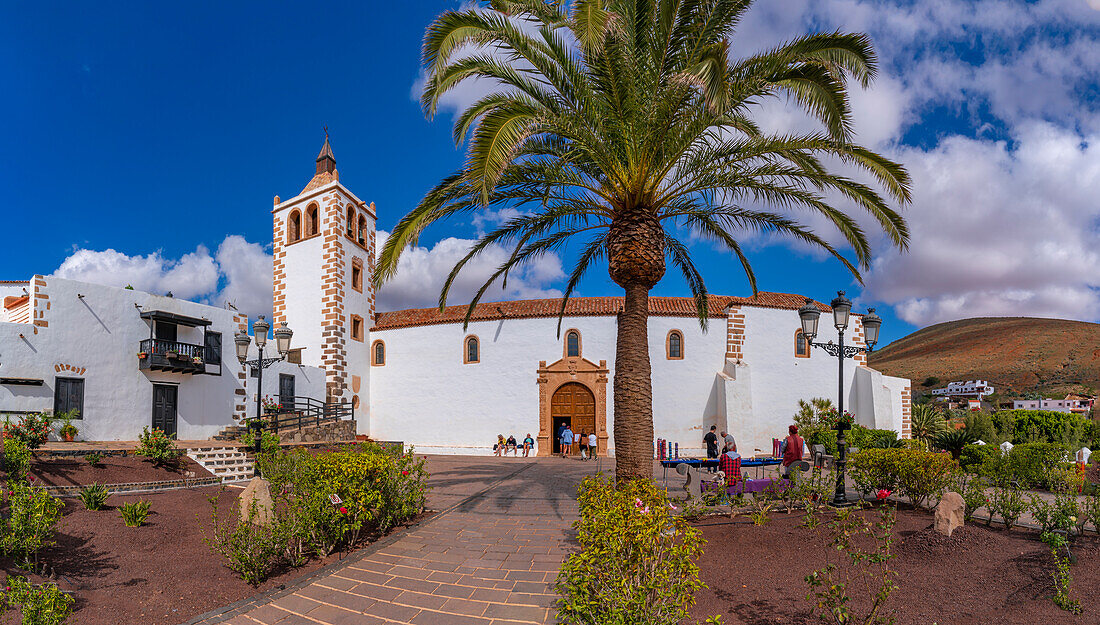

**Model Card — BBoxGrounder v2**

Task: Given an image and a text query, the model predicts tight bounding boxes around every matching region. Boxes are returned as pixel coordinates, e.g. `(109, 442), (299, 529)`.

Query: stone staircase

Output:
(212, 425), (247, 442)
(187, 446), (254, 483)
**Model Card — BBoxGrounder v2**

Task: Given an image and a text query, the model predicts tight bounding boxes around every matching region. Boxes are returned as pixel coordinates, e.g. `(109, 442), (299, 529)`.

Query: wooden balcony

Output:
(138, 339), (208, 374)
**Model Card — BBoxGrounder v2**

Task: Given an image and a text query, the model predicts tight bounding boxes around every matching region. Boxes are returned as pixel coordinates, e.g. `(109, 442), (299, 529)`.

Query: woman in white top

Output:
(587, 432), (598, 460)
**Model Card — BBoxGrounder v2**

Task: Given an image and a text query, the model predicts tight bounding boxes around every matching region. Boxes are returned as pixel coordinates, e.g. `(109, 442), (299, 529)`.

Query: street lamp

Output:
(235, 315), (293, 475)
(798, 292), (881, 507)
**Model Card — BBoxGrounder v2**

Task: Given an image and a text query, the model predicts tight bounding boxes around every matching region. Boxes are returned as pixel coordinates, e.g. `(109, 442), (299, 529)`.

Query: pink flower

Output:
(339, 506), (348, 514)
(634, 498), (643, 508)
(668, 502), (678, 511)
(876, 489), (891, 500)
(642, 506), (650, 514)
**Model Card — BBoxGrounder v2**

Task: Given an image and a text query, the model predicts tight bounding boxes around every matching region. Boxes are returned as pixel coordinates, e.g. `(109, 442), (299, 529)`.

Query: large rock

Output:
(239, 477), (274, 527)
(934, 491), (965, 537)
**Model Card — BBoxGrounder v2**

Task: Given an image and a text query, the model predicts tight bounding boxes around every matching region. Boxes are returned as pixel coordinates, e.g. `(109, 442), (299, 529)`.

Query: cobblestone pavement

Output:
(202, 455), (607, 625)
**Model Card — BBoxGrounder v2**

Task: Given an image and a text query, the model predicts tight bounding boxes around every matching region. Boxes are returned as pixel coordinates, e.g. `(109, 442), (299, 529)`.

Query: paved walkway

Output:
(200, 455), (605, 625)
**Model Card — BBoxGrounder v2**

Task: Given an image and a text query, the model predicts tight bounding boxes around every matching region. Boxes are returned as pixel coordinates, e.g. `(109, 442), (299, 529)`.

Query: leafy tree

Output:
(377, 0), (911, 480)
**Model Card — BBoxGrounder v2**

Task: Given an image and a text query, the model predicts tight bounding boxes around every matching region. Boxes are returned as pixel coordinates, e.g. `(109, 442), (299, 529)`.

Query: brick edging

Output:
(181, 462), (536, 625)
(42, 477), (223, 497)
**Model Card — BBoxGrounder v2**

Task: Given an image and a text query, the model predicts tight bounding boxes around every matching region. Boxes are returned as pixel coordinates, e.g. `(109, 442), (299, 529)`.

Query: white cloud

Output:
(863, 123), (1100, 326)
(374, 230), (564, 311)
(210, 236), (273, 318)
(53, 245), (219, 300)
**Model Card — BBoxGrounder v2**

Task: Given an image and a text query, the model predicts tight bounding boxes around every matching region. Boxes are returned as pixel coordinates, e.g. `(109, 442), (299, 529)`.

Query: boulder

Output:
(239, 477), (274, 527)
(934, 491), (965, 537)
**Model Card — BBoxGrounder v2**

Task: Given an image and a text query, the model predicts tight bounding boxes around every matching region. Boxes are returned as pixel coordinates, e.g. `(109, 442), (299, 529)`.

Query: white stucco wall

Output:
(280, 233), (325, 369)
(0, 276), (249, 440)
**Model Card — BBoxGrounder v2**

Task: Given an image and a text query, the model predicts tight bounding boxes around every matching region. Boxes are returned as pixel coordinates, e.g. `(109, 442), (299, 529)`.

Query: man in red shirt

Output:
(782, 425), (805, 477)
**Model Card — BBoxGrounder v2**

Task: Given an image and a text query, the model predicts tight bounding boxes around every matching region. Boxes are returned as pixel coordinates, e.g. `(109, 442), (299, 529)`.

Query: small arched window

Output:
(795, 330), (811, 358)
(350, 315), (364, 342)
(667, 330), (684, 360)
(357, 215), (367, 245)
(566, 330), (581, 358)
(372, 340), (385, 366)
(464, 335), (480, 364)
(287, 210), (301, 243)
(305, 203), (319, 236)
(346, 205), (355, 238)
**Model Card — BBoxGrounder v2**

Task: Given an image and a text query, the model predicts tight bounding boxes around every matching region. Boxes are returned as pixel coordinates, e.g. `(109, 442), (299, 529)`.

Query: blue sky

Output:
(2, 1), (1099, 347)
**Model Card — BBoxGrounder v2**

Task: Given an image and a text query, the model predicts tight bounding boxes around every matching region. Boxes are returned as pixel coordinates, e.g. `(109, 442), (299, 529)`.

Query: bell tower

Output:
(271, 133), (375, 428)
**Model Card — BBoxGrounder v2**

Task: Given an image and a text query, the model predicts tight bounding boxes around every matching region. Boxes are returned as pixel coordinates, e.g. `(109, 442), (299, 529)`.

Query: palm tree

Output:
(910, 403), (948, 448)
(375, 0), (911, 481)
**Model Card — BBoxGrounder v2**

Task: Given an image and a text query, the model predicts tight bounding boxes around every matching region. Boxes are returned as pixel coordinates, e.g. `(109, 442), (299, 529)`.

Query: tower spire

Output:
(316, 126), (336, 175)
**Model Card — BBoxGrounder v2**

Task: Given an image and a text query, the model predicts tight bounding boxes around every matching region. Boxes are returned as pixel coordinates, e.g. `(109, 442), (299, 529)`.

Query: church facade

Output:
(274, 140), (913, 457)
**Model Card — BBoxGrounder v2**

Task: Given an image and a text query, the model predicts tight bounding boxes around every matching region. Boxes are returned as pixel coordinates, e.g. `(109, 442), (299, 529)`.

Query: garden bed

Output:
(687, 506), (1100, 625)
(29, 455), (212, 487)
(0, 486), (344, 625)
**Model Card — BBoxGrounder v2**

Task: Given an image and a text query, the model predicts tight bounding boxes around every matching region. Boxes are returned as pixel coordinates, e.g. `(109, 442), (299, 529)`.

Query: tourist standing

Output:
(587, 432), (598, 460)
(561, 426), (574, 457)
(703, 425), (719, 459)
(522, 433), (535, 457)
(578, 431), (589, 460)
(720, 429), (737, 454)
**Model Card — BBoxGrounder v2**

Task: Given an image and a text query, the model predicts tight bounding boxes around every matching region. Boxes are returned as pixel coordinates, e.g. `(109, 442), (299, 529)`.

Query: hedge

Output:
(848, 448), (959, 508)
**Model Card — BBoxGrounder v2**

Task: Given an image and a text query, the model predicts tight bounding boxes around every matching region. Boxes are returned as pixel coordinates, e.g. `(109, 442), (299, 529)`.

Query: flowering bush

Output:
(261, 396), (283, 413)
(4, 414), (51, 450)
(1, 481), (64, 568)
(1, 575), (74, 625)
(134, 427), (182, 466)
(556, 475), (711, 625)
(821, 409), (855, 429)
(848, 449), (959, 508)
(3, 438), (31, 482)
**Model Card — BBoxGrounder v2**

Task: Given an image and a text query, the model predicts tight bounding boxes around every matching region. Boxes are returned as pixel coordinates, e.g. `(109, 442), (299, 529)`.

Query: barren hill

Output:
(868, 317), (1100, 397)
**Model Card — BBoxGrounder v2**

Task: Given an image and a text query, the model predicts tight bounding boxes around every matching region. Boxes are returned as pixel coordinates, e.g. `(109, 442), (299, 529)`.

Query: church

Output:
(0, 138), (912, 457)
(271, 138), (913, 457)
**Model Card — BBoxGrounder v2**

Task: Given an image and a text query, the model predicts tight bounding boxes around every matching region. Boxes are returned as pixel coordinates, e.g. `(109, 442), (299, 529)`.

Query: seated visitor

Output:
(781, 425), (805, 477)
(494, 434), (505, 457)
(522, 433), (535, 457)
(506, 434), (518, 455)
(718, 442), (742, 485)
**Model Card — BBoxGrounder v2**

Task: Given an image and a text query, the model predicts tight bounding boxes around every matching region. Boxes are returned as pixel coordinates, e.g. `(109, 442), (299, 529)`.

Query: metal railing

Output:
(244, 396), (354, 432)
(139, 338), (210, 361)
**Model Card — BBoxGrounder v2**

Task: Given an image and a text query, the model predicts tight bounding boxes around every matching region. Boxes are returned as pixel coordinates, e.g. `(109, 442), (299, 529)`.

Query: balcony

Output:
(138, 339), (209, 375)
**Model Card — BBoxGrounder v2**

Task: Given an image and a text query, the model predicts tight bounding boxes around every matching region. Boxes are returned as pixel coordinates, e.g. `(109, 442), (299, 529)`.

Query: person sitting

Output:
(494, 434), (505, 457)
(718, 442), (743, 487)
(505, 434), (518, 456)
(522, 433), (535, 457)
(781, 425), (805, 477)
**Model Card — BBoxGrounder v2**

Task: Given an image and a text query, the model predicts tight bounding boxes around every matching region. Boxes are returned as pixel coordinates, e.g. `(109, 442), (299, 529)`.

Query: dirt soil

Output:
(30, 455), (212, 487)
(688, 506), (1100, 625)
(0, 486), (342, 625)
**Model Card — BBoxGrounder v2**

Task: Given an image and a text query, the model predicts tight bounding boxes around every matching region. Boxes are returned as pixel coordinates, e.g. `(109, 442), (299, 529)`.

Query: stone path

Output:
(197, 455), (604, 625)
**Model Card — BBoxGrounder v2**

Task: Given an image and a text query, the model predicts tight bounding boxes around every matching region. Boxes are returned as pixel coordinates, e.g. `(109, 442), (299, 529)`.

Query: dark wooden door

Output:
(54, 377), (84, 419)
(279, 374), (295, 412)
(551, 382), (595, 453)
(152, 384), (178, 437)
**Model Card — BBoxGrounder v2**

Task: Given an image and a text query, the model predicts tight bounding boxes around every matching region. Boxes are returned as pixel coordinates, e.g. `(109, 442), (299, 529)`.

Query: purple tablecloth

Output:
(701, 477), (790, 496)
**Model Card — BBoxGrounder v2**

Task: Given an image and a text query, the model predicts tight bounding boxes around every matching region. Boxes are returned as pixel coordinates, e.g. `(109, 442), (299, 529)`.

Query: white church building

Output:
(0, 138), (913, 456)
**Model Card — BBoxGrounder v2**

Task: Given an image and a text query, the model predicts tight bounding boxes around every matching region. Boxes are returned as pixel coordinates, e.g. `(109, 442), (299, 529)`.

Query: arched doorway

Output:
(551, 382), (595, 454)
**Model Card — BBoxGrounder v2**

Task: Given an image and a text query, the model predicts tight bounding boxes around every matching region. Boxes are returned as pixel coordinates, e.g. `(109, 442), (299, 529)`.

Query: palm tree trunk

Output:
(613, 281), (654, 481)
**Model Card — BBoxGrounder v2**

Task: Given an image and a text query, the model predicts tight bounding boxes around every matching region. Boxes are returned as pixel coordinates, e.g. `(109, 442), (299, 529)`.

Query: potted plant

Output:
(137, 351), (148, 359)
(262, 396), (282, 415)
(59, 413), (79, 442)
(192, 355), (203, 364)
(165, 350), (178, 359)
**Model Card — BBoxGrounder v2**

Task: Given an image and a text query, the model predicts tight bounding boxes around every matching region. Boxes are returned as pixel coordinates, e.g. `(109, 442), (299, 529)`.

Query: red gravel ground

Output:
(30, 455), (211, 487)
(0, 486), (341, 625)
(688, 506), (1100, 625)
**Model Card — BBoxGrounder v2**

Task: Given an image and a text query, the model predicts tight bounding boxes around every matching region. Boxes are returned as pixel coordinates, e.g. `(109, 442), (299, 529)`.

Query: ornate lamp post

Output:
(798, 292), (882, 506)
(235, 316), (293, 476)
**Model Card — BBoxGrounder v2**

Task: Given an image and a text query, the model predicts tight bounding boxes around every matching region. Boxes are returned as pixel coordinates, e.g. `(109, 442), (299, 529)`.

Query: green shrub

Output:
(0, 575), (74, 625)
(954, 474), (988, 523)
(3, 438), (32, 482)
(134, 427), (182, 466)
(556, 475), (708, 625)
(204, 493), (290, 586)
(79, 483), (109, 511)
(119, 500), (151, 527)
(1, 482), (64, 568)
(83, 452), (103, 466)
(848, 426), (900, 450)
(1029, 493), (1079, 535)
(963, 411), (996, 443)
(992, 410), (1093, 447)
(988, 487), (1027, 529)
(847, 449), (959, 508)
(3, 414), (52, 450)
(959, 443), (999, 472)
(1001, 443), (1070, 490)
(1083, 495), (1100, 534)
(241, 428), (281, 456)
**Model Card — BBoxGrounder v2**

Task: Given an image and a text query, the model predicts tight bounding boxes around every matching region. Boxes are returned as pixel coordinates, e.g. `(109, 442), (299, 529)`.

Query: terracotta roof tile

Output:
(371, 292), (830, 331)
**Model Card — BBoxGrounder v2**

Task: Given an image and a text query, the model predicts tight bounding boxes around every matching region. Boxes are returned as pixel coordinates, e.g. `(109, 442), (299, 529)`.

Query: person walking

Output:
(561, 426), (574, 458)
(704, 425), (719, 459)
(587, 431), (598, 460)
(578, 430), (589, 460)
(556, 422), (566, 454)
